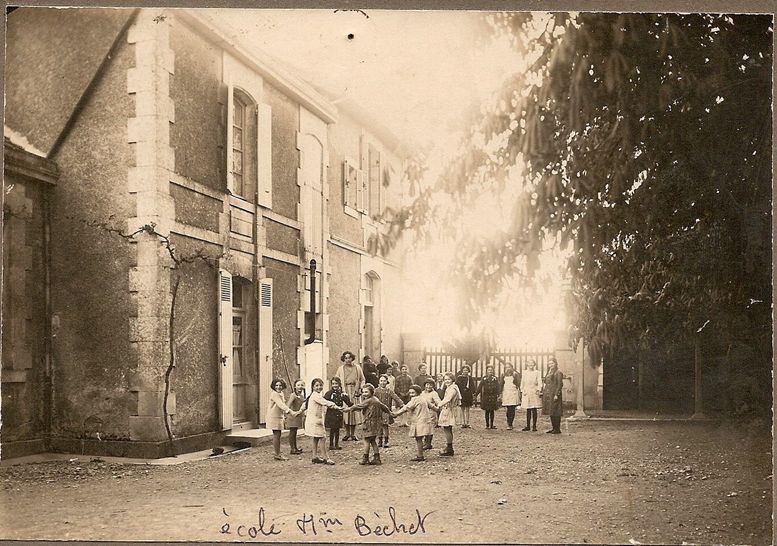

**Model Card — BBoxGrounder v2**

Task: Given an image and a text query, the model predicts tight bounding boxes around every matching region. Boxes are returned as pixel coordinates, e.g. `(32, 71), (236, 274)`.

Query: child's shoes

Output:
(410, 456), (425, 462)
(359, 454), (370, 465)
(369, 454), (382, 465)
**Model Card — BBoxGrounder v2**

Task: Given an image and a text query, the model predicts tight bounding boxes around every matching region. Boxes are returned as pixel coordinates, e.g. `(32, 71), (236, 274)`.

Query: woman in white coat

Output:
(520, 359), (543, 431)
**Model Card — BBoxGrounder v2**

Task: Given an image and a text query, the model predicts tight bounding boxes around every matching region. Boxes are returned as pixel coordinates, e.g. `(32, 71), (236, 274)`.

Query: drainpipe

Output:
(305, 259), (316, 345)
(43, 186), (53, 448)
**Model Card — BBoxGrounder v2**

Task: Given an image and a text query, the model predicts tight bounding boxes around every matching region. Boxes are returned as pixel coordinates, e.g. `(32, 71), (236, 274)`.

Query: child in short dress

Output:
(392, 385), (438, 462)
(437, 372), (462, 456)
(285, 379), (306, 455)
(324, 377), (352, 450)
(305, 377), (343, 465)
(266, 379), (300, 461)
(421, 378), (442, 450)
(342, 384), (392, 465)
(374, 374), (404, 448)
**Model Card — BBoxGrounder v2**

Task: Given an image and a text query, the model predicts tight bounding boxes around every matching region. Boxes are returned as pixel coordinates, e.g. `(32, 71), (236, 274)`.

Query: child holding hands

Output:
(267, 379), (302, 461)
(374, 374), (404, 447)
(392, 385), (438, 462)
(342, 383), (393, 465)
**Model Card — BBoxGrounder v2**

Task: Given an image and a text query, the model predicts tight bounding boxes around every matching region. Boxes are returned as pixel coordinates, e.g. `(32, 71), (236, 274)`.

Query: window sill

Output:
(344, 206), (360, 219)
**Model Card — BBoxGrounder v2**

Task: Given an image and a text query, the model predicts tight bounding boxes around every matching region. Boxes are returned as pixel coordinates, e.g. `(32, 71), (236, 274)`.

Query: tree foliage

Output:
(384, 13), (772, 363)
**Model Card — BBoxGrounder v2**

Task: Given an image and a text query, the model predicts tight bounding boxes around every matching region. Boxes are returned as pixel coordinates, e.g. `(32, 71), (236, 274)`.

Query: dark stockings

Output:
(289, 427), (299, 451)
(485, 410), (495, 428)
(328, 428), (340, 448)
(506, 406), (516, 427)
(526, 409), (538, 429)
(550, 415), (561, 432)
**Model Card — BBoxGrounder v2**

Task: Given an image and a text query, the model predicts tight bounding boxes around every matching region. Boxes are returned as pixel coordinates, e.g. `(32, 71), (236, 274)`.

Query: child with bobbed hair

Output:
(421, 377), (442, 450)
(267, 378), (302, 461)
(342, 383), (393, 465)
(285, 379), (306, 455)
(392, 385), (438, 462)
(305, 377), (344, 465)
(374, 374), (404, 448)
(436, 372), (462, 456)
(324, 376), (352, 450)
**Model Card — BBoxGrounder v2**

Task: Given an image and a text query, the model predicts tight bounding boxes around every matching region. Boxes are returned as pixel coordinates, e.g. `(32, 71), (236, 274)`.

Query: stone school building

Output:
(3, 8), (407, 458)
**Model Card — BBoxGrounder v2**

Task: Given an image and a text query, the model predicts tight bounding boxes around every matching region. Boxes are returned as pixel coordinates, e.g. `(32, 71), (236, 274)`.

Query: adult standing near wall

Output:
(362, 355), (380, 387)
(499, 364), (521, 430)
(377, 354), (392, 376)
(542, 357), (564, 434)
(455, 365), (475, 428)
(336, 351), (364, 441)
(520, 359), (542, 431)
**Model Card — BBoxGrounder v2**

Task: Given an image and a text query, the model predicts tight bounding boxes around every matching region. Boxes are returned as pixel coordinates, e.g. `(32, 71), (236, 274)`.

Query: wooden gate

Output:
(423, 347), (555, 382)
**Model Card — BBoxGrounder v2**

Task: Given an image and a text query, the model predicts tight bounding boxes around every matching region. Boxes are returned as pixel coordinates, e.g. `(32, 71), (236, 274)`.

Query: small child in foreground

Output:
(421, 378), (441, 450)
(392, 384), (438, 462)
(374, 374), (404, 447)
(285, 379), (306, 455)
(342, 384), (392, 465)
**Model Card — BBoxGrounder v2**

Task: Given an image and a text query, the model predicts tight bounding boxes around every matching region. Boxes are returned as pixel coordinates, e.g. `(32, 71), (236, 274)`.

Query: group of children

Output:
(266, 355), (464, 465)
(265, 354), (557, 466)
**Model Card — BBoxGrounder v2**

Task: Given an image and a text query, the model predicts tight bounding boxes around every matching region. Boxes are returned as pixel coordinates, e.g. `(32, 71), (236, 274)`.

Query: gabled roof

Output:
(177, 10), (338, 125)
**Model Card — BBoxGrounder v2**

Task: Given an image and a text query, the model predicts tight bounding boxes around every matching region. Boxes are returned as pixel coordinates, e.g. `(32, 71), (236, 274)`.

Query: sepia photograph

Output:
(1, 5), (773, 544)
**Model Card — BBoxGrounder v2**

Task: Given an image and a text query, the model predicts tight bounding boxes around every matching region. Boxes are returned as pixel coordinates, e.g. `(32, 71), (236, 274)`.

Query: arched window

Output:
(230, 88), (257, 201)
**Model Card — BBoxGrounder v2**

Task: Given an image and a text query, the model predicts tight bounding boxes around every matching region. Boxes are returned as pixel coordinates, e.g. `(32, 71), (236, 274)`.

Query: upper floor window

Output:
(219, 54), (273, 208)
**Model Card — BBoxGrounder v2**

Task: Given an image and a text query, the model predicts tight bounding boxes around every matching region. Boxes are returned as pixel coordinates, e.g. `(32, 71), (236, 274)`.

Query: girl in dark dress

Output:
(324, 377), (352, 450)
(475, 365), (500, 429)
(362, 355), (380, 387)
(342, 384), (393, 465)
(455, 365), (475, 428)
(542, 357), (564, 434)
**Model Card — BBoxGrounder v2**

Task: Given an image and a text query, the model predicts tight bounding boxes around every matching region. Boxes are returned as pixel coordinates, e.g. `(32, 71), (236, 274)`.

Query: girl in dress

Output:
(436, 372), (461, 456)
(305, 377), (344, 465)
(266, 379), (300, 461)
(374, 374), (404, 447)
(499, 364), (522, 430)
(421, 378), (441, 450)
(342, 383), (393, 465)
(392, 385), (438, 462)
(335, 351), (364, 441)
(455, 365), (475, 428)
(520, 359), (543, 431)
(285, 379), (306, 454)
(324, 377), (352, 450)
(476, 365), (500, 429)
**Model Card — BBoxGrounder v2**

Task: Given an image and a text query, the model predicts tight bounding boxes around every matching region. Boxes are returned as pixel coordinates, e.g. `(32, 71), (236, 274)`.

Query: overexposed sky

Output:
(206, 9), (520, 148)
(203, 9), (565, 346)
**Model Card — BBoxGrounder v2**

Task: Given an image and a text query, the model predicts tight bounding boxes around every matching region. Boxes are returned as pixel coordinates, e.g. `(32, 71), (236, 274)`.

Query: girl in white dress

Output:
(520, 359), (543, 431)
(304, 377), (343, 465)
(267, 379), (301, 461)
(500, 365), (521, 430)
(436, 372), (461, 456)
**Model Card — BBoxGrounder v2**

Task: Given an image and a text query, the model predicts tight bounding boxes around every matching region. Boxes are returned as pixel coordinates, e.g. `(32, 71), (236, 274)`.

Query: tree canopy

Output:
(382, 13), (772, 362)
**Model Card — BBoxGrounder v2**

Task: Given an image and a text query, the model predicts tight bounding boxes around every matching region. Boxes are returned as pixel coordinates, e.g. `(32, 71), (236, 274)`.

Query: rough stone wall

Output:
(263, 259), (300, 383)
(1, 175), (48, 446)
(166, 235), (221, 436)
(4, 7), (133, 155)
(168, 21), (223, 191)
(264, 85), (300, 220)
(326, 245), (361, 378)
(36, 17), (138, 442)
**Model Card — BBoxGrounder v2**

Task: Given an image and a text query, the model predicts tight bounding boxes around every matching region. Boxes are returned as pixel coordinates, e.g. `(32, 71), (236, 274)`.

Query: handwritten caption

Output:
(219, 506), (433, 539)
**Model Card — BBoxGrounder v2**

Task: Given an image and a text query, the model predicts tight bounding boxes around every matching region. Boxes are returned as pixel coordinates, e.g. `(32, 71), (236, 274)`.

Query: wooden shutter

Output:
(218, 269), (234, 430)
(356, 170), (366, 213)
(258, 103), (273, 208)
(358, 132), (368, 213)
(343, 159), (352, 207)
(226, 83), (235, 194)
(369, 144), (381, 218)
(217, 83), (229, 189)
(258, 278), (274, 424)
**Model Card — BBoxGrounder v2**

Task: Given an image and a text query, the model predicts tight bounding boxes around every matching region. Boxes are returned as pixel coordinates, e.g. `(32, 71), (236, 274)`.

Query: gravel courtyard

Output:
(1, 413), (772, 544)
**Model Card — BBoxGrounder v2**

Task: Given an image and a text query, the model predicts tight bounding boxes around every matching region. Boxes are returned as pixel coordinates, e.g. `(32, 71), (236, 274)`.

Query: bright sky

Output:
(206, 9), (567, 348)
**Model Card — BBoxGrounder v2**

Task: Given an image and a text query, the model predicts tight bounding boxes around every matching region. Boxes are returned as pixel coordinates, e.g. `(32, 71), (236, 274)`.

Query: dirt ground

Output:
(0, 412), (772, 544)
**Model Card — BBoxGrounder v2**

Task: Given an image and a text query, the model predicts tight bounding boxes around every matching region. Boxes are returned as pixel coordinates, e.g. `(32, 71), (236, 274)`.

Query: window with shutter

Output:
(218, 269), (234, 430)
(258, 279), (273, 423)
(368, 144), (381, 218)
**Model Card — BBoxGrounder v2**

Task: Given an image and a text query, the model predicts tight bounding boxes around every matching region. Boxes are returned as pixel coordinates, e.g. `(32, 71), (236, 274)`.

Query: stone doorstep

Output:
(1, 430), (301, 467)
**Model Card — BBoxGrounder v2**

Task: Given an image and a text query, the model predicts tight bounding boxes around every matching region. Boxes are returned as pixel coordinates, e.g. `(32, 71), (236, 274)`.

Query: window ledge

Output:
(344, 205), (360, 219)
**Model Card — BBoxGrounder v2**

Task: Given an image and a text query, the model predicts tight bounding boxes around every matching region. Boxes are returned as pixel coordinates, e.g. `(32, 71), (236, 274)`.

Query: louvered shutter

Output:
(258, 103), (273, 208)
(218, 269), (233, 430)
(258, 279), (274, 424)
